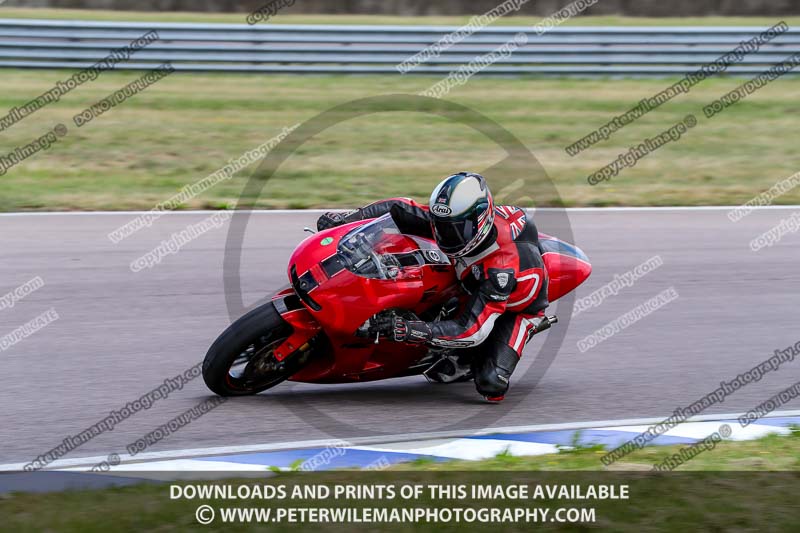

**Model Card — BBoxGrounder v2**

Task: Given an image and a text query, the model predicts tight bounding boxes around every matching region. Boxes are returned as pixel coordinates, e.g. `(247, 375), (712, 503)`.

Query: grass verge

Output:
(1, 429), (798, 531)
(2, 68), (799, 211)
(392, 426), (800, 471)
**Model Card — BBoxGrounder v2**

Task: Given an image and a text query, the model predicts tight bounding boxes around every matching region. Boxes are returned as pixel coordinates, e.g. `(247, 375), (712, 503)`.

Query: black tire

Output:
(202, 301), (310, 396)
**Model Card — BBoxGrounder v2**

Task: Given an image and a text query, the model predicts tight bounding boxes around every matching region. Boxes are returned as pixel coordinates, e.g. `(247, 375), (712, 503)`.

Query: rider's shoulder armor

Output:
(494, 205), (528, 241)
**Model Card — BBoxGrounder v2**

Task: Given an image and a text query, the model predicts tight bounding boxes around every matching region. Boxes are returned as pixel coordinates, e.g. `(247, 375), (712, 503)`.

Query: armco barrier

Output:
(1, 19), (799, 75)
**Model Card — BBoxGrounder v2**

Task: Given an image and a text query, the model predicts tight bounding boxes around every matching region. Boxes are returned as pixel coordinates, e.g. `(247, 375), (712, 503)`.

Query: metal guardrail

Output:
(1, 18), (799, 75)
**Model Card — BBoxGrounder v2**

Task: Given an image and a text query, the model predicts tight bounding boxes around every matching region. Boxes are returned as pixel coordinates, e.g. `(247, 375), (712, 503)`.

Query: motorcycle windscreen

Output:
(338, 215), (429, 281)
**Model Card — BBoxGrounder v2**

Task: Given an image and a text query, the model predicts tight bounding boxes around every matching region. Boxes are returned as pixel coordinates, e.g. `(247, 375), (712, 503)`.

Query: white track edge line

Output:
(1, 206), (799, 217)
(2, 409), (797, 471)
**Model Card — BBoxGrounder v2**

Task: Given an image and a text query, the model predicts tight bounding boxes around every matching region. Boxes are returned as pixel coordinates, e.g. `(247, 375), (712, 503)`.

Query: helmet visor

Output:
(431, 215), (477, 256)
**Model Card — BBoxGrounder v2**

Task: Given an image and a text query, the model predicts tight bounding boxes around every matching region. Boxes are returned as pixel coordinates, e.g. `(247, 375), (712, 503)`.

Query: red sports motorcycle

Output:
(203, 213), (591, 396)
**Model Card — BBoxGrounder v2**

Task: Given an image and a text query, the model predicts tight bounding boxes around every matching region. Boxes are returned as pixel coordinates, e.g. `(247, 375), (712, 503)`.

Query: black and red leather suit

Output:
(338, 197), (549, 398)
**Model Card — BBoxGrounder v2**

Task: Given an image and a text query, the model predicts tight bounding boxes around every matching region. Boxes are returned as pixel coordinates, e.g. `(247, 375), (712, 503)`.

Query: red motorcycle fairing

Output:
(271, 310), (321, 362)
(272, 215), (591, 384)
(539, 233), (592, 302)
(272, 299), (439, 384)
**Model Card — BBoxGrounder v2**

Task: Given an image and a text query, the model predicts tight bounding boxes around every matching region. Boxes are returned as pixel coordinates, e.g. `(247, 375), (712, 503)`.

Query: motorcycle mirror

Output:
(303, 227), (316, 234)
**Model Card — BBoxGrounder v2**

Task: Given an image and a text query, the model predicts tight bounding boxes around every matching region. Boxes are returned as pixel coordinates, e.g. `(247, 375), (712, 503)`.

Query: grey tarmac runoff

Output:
(0, 208), (798, 465)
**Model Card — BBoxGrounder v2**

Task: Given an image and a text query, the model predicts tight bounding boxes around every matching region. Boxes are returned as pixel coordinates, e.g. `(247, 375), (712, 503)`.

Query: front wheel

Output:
(202, 301), (311, 396)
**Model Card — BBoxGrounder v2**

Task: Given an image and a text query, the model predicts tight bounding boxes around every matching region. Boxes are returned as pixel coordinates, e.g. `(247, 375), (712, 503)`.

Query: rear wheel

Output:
(202, 302), (311, 396)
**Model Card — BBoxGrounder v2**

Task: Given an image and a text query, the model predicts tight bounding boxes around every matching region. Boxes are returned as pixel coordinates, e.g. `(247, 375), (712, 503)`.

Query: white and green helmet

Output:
(428, 172), (495, 258)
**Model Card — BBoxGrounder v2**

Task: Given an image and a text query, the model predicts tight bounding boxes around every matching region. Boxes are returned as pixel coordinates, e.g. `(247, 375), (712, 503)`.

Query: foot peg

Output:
(529, 315), (557, 338)
(424, 355), (473, 384)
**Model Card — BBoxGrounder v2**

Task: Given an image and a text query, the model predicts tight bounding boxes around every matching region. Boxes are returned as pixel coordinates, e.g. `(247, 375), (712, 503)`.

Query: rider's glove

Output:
(388, 316), (432, 344)
(316, 211), (349, 231)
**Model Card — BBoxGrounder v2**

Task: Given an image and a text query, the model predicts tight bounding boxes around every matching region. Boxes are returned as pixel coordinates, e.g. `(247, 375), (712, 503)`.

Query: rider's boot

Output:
(473, 344), (518, 402)
(474, 314), (553, 403)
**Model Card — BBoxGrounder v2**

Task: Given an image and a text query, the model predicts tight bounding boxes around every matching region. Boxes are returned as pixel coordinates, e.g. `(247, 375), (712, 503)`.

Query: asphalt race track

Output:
(1, 208), (798, 465)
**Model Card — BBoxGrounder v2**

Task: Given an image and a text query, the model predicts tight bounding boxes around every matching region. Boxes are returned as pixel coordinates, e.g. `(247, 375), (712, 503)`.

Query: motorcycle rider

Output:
(316, 172), (548, 402)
